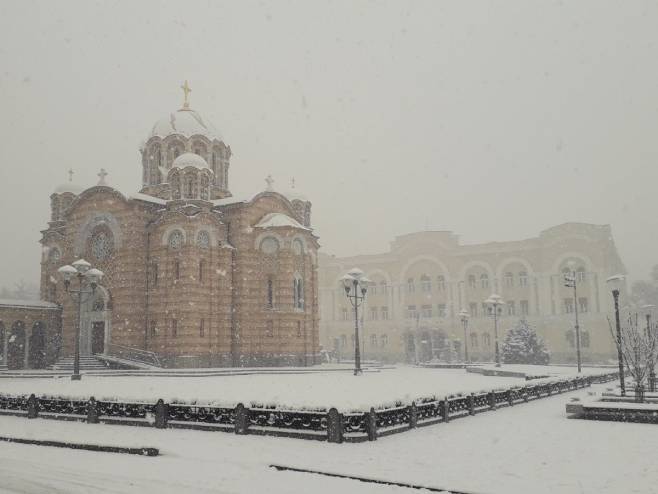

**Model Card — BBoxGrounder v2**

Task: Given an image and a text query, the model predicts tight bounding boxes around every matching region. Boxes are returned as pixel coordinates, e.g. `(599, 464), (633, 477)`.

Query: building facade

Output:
(1, 88), (320, 369)
(319, 224), (626, 364)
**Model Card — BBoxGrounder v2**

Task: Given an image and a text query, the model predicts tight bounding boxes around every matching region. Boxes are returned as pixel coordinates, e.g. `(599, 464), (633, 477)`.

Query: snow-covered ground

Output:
(0, 383), (654, 494)
(0, 366), (607, 411)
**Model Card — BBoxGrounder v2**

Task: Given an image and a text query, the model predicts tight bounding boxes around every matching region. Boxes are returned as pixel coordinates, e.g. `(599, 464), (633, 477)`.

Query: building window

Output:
(480, 274), (489, 290)
(151, 262), (158, 287)
(470, 332), (478, 348)
(200, 318), (205, 337)
(566, 329), (575, 348)
(199, 260), (205, 282)
(576, 268), (586, 283)
(48, 247), (61, 264)
(370, 307), (378, 320)
(437, 304), (447, 318)
(483, 333), (491, 348)
(407, 278), (415, 293)
(91, 230), (114, 260)
(292, 238), (304, 256)
(564, 298), (574, 314)
(341, 308), (349, 321)
(150, 320), (156, 337)
(266, 278), (274, 308)
(482, 303), (490, 316)
(420, 275), (431, 292)
(171, 319), (178, 338)
(297, 321), (303, 338)
(504, 272), (514, 287)
(293, 277), (304, 310)
(407, 305), (417, 319)
(260, 236), (280, 255)
(421, 305), (432, 318)
(174, 259), (180, 280)
(436, 276), (446, 291)
(168, 230), (184, 250)
(469, 302), (477, 317)
(197, 230), (210, 249)
(266, 320), (274, 337)
(507, 301), (515, 316)
(380, 281), (387, 294)
(581, 331), (590, 348)
(579, 297), (588, 313)
(381, 334), (388, 347)
(340, 334), (347, 347)
(468, 275), (476, 289)
(370, 334), (377, 346)
(370, 284), (377, 296)
(519, 271), (528, 287)
(381, 306), (389, 320)
(520, 300), (529, 316)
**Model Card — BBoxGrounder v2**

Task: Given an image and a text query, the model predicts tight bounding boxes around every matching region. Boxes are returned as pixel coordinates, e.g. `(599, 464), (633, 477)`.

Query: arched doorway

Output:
(29, 321), (47, 369)
(80, 287), (111, 355)
(7, 321), (26, 370)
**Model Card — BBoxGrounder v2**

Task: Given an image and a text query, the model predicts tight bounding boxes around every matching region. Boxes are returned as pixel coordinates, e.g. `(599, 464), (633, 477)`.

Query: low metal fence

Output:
(0, 372), (619, 443)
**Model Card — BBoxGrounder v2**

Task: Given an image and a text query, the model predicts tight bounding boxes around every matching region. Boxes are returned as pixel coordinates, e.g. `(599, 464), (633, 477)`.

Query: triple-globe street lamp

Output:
(485, 294), (505, 367)
(57, 259), (104, 381)
(606, 275), (626, 396)
(643, 304), (656, 391)
(341, 268), (371, 376)
(563, 263), (582, 373)
(459, 309), (470, 364)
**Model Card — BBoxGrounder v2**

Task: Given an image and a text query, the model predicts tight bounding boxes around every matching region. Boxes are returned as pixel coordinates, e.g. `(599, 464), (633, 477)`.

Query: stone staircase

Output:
(49, 356), (109, 371)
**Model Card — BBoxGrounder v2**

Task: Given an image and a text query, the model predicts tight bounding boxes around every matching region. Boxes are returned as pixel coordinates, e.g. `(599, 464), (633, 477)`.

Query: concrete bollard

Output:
(507, 390), (513, 407)
(87, 397), (99, 424)
(154, 399), (168, 429)
(234, 403), (249, 435)
(327, 408), (343, 443)
(27, 394), (38, 419)
(488, 392), (497, 410)
(441, 398), (450, 423)
(408, 402), (418, 429)
(365, 407), (377, 441)
(468, 394), (475, 415)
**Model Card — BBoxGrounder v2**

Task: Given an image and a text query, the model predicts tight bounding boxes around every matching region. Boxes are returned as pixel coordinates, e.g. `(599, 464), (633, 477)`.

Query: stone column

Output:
(23, 329), (30, 369)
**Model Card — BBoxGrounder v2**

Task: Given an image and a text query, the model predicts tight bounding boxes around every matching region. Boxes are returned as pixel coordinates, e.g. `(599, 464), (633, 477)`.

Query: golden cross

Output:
(181, 80), (192, 109)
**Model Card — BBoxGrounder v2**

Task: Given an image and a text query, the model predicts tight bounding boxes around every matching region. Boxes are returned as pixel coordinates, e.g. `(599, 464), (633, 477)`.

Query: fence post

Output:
(507, 390), (513, 407)
(327, 407), (343, 443)
(27, 394), (38, 419)
(154, 399), (168, 429)
(409, 402), (418, 429)
(87, 397), (99, 424)
(441, 398), (450, 423)
(468, 394), (475, 415)
(234, 403), (249, 435)
(488, 392), (496, 410)
(547, 384), (552, 396)
(365, 407), (377, 441)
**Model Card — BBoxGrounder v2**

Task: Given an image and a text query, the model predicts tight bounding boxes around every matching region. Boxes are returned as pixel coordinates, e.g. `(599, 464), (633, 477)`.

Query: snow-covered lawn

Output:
(474, 364), (616, 377)
(0, 383), (654, 494)
(0, 365), (608, 411)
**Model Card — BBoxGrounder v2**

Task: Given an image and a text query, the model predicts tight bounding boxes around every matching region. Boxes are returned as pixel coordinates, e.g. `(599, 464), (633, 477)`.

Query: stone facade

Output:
(8, 93), (320, 369)
(319, 224), (627, 364)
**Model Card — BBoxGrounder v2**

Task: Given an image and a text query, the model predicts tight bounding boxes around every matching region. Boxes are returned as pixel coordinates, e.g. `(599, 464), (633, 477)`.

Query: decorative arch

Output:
(74, 211), (123, 257)
(495, 257), (536, 283)
(398, 255), (451, 285)
(550, 252), (595, 275)
(163, 227), (187, 248)
(253, 231), (285, 253)
(457, 260), (495, 284)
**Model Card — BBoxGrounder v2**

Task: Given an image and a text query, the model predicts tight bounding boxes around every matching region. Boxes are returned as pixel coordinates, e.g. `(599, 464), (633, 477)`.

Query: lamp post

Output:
(341, 268), (370, 376)
(485, 294), (504, 367)
(643, 304), (656, 392)
(57, 259), (104, 381)
(606, 275), (626, 396)
(459, 309), (470, 364)
(564, 265), (582, 373)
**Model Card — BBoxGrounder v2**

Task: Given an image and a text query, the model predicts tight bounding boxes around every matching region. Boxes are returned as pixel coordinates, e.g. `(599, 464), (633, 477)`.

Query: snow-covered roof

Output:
(172, 152), (210, 170)
(0, 299), (60, 310)
(254, 213), (310, 230)
(150, 109), (223, 141)
(130, 192), (168, 206)
(53, 182), (86, 195)
(212, 196), (248, 207)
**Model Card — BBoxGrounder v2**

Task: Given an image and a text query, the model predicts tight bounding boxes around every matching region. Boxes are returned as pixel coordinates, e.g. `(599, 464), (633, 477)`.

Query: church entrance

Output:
(28, 322), (47, 369)
(7, 322), (26, 370)
(92, 322), (105, 354)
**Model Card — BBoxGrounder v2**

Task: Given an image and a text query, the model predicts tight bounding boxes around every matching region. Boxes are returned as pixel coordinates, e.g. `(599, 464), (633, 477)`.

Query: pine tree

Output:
(502, 320), (550, 365)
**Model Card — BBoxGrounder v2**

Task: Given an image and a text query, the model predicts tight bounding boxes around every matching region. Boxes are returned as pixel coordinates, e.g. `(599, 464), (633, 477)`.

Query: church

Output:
(1, 83), (320, 369)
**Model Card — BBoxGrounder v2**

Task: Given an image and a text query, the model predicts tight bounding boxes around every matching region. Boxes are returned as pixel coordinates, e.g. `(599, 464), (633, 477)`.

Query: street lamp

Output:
(564, 263), (582, 373)
(606, 275), (626, 396)
(341, 268), (370, 376)
(485, 294), (505, 367)
(643, 304), (656, 392)
(459, 309), (470, 364)
(57, 259), (104, 381)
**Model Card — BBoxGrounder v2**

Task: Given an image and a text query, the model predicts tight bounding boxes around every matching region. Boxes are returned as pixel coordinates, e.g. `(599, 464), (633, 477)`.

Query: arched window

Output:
(420, 275), (431, 292)
(468, 275), (476, 289)
(197, 230), (210, 249)
(168, 230), (184, 250)
(266, 278), (274, 308)
(292, 238), (304, 256)
(198, 260), (205, 283)
(294, 276), (304, 310)
(504, 272), (514, 287)
(436, 275), (445, 291)
(470, 332), (478, 348)
(48, 247), (61, 264)
(576, 267), (586, 283)
(91, 229), (114, 260)
(260, 236), (279, 255)
(199, 318), (205, 337)
(480, 274), (489, 290)
(170, 172), (181, 199)
(174, 259), (180, 280)
(519, 271), (528, 287)
(186, 177), (194, 198)
(407, 278), (415, 293)
(200, 175), (209, 200)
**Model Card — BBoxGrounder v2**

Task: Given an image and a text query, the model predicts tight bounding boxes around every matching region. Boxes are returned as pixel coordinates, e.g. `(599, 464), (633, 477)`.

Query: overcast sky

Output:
(1, 0), (657, 290)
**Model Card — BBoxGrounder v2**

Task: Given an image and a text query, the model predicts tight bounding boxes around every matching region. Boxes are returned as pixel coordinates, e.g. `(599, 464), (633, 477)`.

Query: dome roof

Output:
(53, 182), (85, 195)
(172, 152), (210, 170)
(150, 108), (222, 141)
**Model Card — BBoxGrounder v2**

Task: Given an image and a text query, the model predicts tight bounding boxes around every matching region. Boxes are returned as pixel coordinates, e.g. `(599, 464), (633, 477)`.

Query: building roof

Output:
(0, 299), (60, 310)
(53, 182), (86, 195)
(172, 152), (210, 170)
(149, 108), (222, 141)
(254, 213), (310, 230)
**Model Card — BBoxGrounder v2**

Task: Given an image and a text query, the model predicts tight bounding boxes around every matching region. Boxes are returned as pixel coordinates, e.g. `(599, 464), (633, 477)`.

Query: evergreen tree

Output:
(502, 319), (550, 365)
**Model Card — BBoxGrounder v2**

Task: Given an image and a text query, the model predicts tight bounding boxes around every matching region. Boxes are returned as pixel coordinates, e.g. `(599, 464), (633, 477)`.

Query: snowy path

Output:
(0, 383), (655, 494)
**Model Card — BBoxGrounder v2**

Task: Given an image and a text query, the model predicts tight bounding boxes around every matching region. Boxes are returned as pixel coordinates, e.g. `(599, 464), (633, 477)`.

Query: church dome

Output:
(150, 108), (223, 142)
(172, 152), (210, 170)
